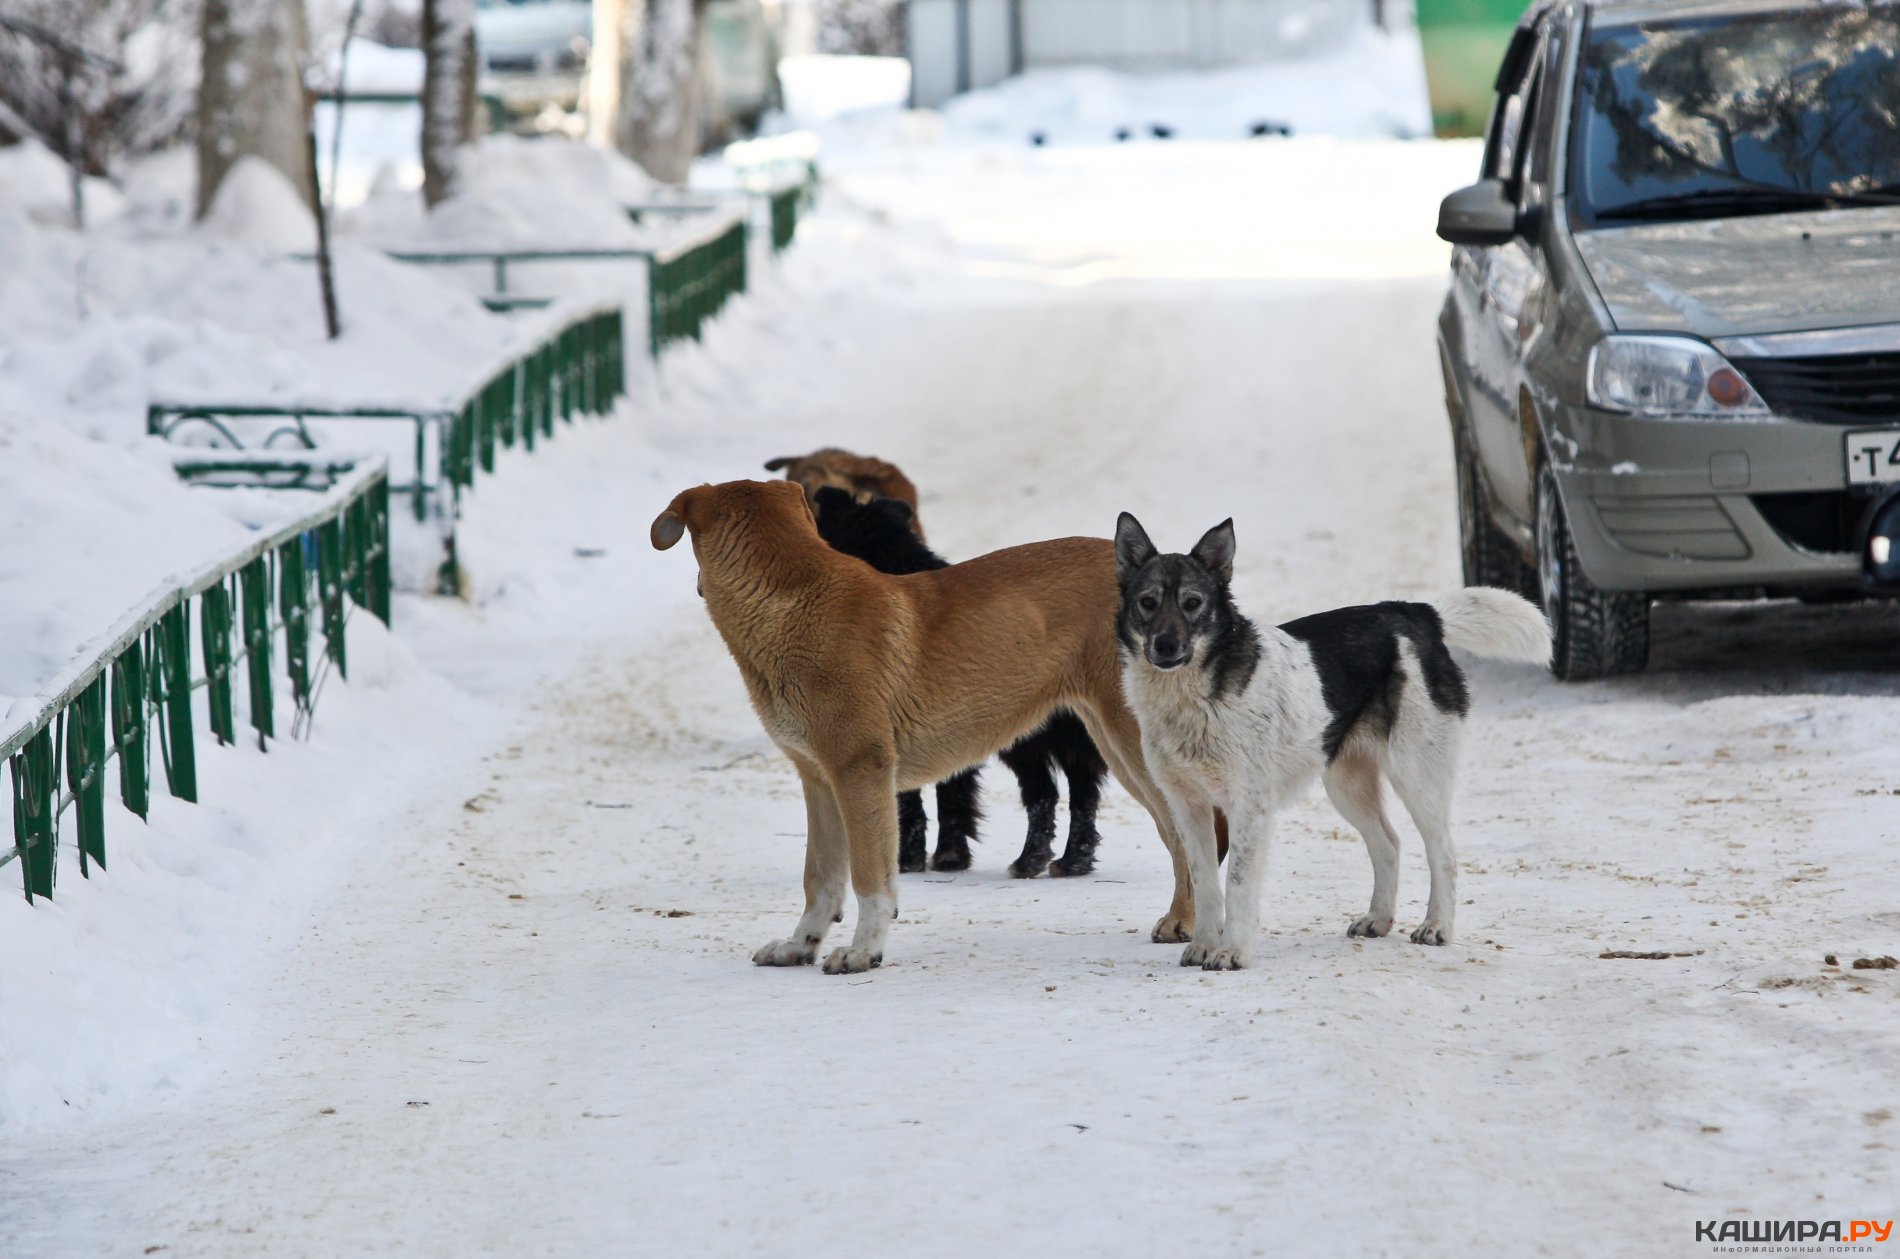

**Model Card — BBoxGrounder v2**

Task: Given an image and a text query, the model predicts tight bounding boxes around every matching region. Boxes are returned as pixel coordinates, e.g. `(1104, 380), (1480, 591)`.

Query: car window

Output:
(1481, 29), (1539, 180)
(1509, 57), (1545, 197)
(1570, 3), (1900, 225)
(1528, 21), (1568, 188)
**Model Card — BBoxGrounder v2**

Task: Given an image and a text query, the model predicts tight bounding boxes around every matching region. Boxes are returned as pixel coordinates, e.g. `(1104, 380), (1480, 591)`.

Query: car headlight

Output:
(1586, 335), (1767, 417)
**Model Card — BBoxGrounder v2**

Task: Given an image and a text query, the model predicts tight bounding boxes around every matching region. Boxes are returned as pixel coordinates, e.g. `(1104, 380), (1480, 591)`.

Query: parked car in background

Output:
(476, 0), (592, 121)
(1435, 0), (1900, 679)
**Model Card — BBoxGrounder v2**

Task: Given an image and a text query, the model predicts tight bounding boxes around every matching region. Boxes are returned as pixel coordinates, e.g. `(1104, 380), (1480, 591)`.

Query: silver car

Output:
(1435, 0), (1900, 679)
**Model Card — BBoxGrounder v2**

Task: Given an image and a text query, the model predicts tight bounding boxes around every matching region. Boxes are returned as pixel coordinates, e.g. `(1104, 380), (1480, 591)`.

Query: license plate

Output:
(1845, 430), (1900, 485)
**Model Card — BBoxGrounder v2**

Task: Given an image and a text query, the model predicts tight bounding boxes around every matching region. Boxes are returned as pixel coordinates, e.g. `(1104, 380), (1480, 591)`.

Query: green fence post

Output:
(10, 729), (56, 900)
(478, 385), (496, 475)
(318, 517), (348, 681)
(111, 640), (150, 820)
(647, 256), (664, 360)
(281, 538), (311, 712)
(66, 677), (107, 874)
(155, 603), (197, 802)
(369, 478), (392, 626)
(412, 421), (430, 523)
(201, 578), (235, 747)
(241, 556), (274, 744)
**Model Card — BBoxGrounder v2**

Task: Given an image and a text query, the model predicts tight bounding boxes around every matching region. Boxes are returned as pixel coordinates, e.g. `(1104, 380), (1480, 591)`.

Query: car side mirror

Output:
(1437, 179), (1522, 246)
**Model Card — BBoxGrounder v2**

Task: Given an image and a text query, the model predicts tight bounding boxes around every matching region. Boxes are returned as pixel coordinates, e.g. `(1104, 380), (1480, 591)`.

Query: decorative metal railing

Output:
(1, 454), (391, 904)
(643, 215), (748, 359)
(147, 306), (624, 550)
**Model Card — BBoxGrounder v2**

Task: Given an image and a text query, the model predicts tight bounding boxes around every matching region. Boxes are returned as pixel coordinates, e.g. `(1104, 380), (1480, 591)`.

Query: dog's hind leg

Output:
(1324, 746), (1401, 940)
(754, 757), (849, 967)
(822, 755), (902, 974)
(1000, 740), (1058, 878)
(1047, 738), (1105, 878)
(930, 766), (982, 872)
(1383, 722), (1463, 946)
(898, 789), (929, 874)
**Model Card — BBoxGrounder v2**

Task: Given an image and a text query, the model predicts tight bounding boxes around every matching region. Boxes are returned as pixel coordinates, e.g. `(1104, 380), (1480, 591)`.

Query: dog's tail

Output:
(1429, 588), (1552, 666)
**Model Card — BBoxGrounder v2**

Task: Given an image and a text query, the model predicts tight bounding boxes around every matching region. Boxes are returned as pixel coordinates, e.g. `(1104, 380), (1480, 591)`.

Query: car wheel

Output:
(1536, 463), (1649, 680)
(1455, 427), (1534, 597)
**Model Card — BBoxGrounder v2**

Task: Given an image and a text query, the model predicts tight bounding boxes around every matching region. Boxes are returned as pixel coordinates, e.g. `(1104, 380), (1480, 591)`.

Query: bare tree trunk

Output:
(198, 0), (315, 217)
(616, 0), (709, 185)
(421, 0), (476, 207)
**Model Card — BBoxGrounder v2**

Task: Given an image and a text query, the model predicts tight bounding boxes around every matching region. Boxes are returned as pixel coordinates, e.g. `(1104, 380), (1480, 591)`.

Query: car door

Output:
(1465, 25), (1555, 530)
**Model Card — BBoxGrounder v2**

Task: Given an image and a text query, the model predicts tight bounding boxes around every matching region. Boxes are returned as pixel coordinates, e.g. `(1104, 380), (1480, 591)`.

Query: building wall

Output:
(908, 0), (1363, 106)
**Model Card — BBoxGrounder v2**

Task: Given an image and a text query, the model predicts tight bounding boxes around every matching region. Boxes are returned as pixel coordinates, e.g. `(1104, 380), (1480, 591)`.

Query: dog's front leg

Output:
(1167, 794), (1225, 968)
(1202, 803), (1275, 971)
(754, 759), (849, 967)
(822, 757), (901, 974)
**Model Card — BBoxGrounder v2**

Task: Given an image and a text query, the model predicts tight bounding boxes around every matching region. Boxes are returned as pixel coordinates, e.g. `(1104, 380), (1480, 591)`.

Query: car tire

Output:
(1536, 462), (1649, 680)
(1455, 428), (1534, 597)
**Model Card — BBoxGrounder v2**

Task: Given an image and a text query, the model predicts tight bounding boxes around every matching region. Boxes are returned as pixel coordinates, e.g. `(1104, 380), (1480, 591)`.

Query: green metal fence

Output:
(147, 305), (625, 544)
(643, 215), (748, 359)
(767, 185), (799, 253)
(1, 454), (391, 904)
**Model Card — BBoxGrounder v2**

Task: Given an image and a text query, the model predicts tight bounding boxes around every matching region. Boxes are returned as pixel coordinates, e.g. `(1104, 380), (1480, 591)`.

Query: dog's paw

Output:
(1179, 941), (1215, 967)
(1409, 920), (1452, 946)
(1046, 856), (1094, 878)
(1347, 914), (1394, 939)
(1151, 915), (1193, 944)
(821, 946), (883, 974)
(929, 848), (971, 873)
(1007, 856), (1050, 879)
(753, 938), (818, 967)
(898, 852), (928, 874)
(1202, 947), (1248, 971)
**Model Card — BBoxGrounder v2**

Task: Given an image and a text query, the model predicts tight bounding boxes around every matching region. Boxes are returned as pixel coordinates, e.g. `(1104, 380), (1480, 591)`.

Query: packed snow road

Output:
(5, 142), (1897, 1257)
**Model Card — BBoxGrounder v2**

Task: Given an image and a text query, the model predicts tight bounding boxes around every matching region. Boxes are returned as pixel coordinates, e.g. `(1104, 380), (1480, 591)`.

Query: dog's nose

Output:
(1149, 637), (1186, 669)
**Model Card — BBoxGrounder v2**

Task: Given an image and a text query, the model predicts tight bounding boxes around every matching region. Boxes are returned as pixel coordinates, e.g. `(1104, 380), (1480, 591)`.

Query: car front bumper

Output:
(1547, 403), (1882, 594)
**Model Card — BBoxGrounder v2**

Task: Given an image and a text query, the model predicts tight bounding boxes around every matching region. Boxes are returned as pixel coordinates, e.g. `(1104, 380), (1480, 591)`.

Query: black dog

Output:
(812, 487), (1109, 877)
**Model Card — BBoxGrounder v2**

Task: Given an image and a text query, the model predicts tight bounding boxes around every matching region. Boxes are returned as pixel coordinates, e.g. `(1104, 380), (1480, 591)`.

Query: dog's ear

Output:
(1115, 512), (1158, 578)
(651, 509), (685, 550)
(762, 455), (798, 472)
(773, 477), (819, 527)
(873, 498), (915, 527)
(651, 487), (703, 550)
(813, 485), (853, 514)
(1190, 519), (1236, 584)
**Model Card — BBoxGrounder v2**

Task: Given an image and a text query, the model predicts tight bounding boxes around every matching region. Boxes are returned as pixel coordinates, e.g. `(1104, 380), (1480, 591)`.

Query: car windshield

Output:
(1571, 4), (1900, 226)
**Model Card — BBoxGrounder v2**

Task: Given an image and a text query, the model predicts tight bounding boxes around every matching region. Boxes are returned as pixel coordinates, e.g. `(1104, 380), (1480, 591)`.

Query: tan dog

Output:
(763, 448), (925, 538)
(651, 478), (1198, 973)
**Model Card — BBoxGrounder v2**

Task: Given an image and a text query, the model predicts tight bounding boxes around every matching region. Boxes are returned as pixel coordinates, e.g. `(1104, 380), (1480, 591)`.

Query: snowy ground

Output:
(5, 136), (1900, 1256)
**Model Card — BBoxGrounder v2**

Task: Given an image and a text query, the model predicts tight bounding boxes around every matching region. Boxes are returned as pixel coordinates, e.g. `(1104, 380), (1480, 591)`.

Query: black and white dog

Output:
(813, 487), (1110, 877)
(1113, 513), (1550, 970)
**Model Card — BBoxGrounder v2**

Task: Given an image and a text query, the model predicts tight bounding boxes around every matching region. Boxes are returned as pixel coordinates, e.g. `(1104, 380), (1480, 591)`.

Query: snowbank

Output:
(768, 20), (1432, 154)
(937, 25), (1433, 144)
(343, 134), (664, 251)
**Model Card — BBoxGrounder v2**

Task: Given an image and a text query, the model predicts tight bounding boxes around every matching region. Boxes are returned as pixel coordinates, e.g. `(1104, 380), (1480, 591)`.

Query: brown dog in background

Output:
(651, 478), (1200, 973)
(763, 448), (925, 538)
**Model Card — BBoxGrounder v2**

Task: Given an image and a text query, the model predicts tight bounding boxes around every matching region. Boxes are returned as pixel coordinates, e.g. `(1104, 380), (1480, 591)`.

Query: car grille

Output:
(1731, 352), (1900, 425)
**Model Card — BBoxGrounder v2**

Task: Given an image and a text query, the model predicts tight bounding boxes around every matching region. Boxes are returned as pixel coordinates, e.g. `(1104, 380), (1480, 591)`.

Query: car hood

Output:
(1574, 206), (1900, 339)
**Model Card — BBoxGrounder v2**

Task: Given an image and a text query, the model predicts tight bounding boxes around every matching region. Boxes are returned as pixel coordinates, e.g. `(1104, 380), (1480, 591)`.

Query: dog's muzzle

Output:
(1146, 637), (1189, 671)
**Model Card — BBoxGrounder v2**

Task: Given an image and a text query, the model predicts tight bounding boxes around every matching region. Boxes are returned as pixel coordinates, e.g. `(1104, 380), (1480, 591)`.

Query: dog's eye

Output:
(1138, 594), (1159, 614)
(1182, 596), (1203, 614)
